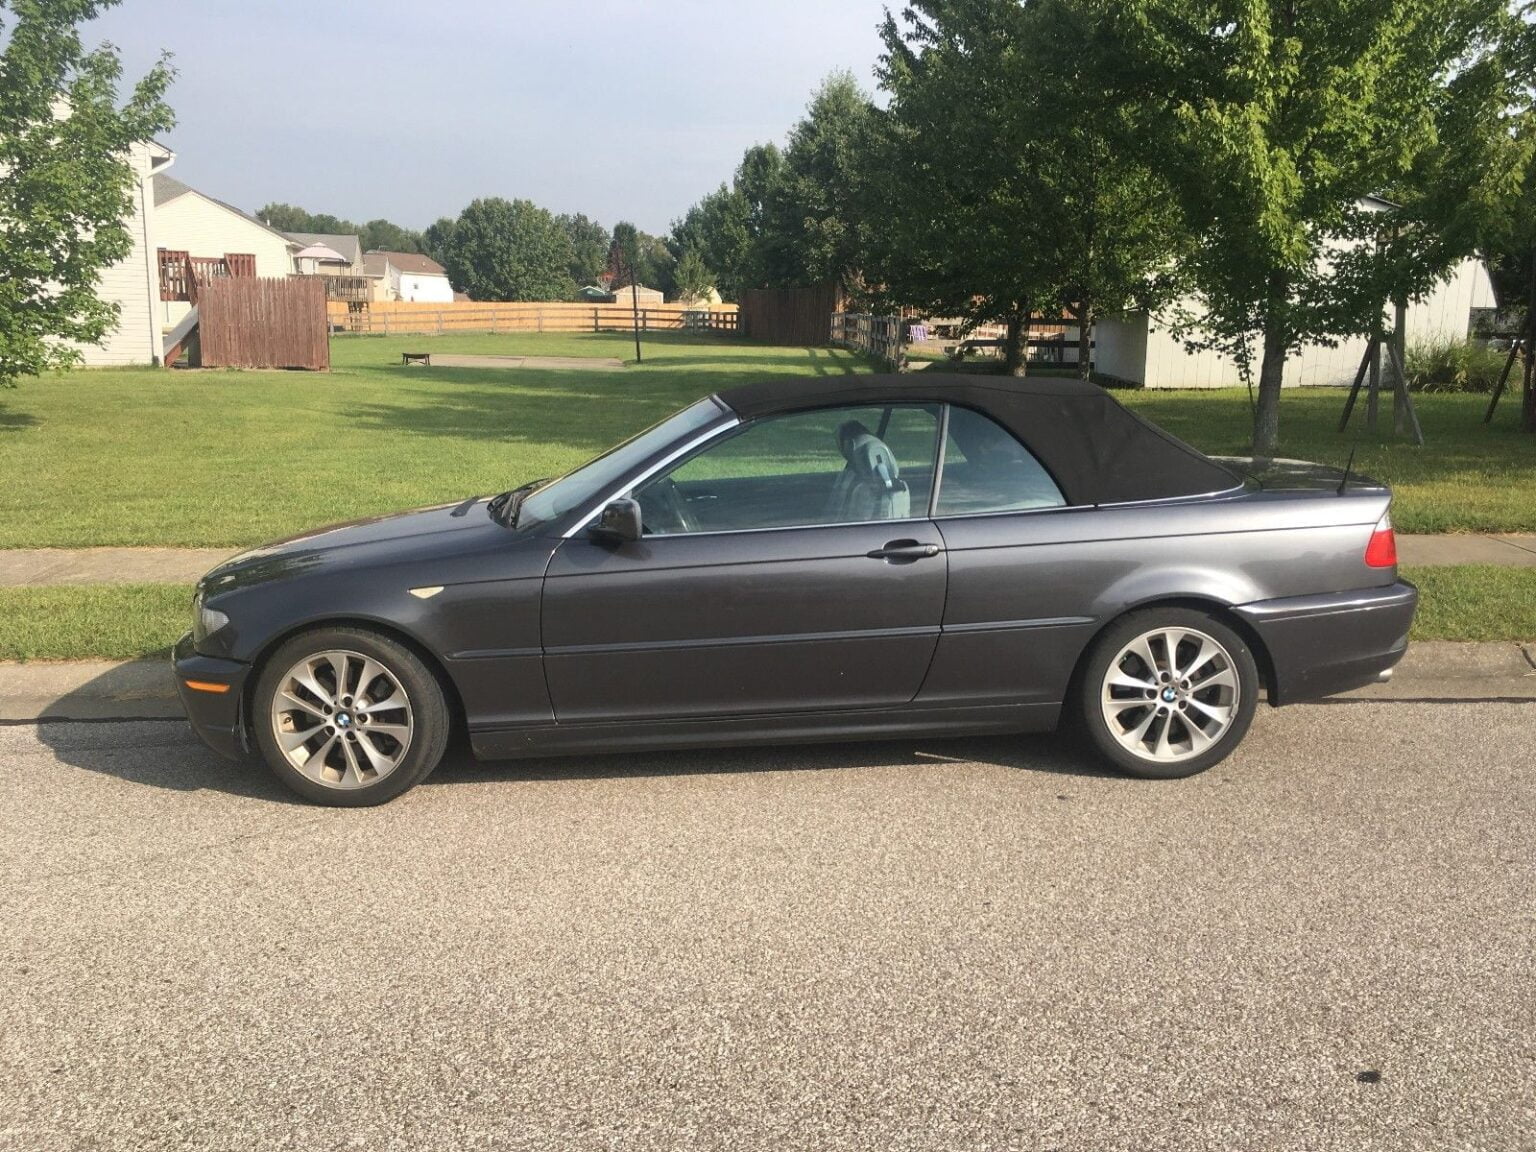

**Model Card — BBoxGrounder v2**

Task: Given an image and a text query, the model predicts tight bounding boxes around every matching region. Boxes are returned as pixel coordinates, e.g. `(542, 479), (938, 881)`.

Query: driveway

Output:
(1, 704), (1532, 1151)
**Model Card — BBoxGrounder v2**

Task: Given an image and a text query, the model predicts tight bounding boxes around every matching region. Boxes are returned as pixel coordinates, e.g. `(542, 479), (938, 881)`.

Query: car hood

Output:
(203, 499), (504, 590)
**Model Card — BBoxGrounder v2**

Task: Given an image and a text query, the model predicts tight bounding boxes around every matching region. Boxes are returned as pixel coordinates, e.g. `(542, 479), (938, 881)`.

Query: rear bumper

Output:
(1234, 581), (1417, 705)
(172, 631), (251, 760)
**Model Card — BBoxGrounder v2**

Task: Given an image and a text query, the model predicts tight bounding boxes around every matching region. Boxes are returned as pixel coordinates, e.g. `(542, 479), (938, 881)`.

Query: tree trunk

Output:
(1002, 307), (1029, 377)
(1522, 245), (1536, 435)
(1252, 323), (1288, 460)
(1076, 307), (1093, 381)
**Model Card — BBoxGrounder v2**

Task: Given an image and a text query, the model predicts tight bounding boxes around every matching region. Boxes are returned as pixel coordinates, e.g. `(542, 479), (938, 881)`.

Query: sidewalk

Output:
(2, 642), (1532, 722)
(3, 535), (1536, 587)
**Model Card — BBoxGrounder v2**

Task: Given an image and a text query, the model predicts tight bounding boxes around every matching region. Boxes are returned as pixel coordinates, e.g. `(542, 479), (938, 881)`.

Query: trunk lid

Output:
(1212, 456), (1386, 493)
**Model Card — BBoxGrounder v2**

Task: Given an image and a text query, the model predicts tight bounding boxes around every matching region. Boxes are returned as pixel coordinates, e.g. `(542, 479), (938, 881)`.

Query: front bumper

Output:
(1235, 580), (1418, 705)
(172, 631), (251, 760)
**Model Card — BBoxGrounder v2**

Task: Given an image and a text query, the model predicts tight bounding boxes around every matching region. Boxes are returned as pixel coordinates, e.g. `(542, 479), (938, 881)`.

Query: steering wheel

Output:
(639, 477), (697, 535)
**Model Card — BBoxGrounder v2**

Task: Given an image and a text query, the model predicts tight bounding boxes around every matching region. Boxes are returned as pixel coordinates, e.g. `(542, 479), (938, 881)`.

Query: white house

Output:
(364, 251), (454, 303)
(76, 138), (177, 366)
(1095, 198), (1499, 389)
(152, 175), (300, 327)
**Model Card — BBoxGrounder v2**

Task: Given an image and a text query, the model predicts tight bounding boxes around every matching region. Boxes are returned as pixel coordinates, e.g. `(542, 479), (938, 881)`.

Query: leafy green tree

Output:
(610, 220), (677, 296)
(359, 218), (424, 254)
(672, 245), (714, 302)
(422, 215), (456, 268)
(867, 0), (1060, 374)
(1023, 0), (1187, 377)
(443, 197), (575, 302)
(764, 72), (878, 287)
(556, 213), (611, 287)
(670, 184), (752, 299)
(1117, 0), (1510, 455)
(0, 0), (173, 386)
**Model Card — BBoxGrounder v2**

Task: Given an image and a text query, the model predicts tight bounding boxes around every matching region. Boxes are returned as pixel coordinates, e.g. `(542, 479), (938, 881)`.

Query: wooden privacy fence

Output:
(831, 313), (904, 369)
(328, 300), (739, 336)
(199, 276), (329, 370)
(739, 283), (844, 346)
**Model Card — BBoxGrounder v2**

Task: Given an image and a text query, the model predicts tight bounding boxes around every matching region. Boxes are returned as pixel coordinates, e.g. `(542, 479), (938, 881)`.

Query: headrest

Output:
(836, 419), (873, 463)
(844, 433), (900, 490)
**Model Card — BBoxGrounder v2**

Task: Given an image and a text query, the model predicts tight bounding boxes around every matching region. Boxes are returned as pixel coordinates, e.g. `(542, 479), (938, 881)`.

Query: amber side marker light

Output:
(183, 679), (231, 694)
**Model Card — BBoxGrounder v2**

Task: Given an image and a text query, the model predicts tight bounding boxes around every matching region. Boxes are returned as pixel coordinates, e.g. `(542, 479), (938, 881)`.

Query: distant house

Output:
(610, 282), (666, 307)
(1095, 196), (1499, 389)
(154, 175), (300, 326)
(365, 251), (454, 303)
(283, 232), (365, 276)
(77, 138), (177, 366)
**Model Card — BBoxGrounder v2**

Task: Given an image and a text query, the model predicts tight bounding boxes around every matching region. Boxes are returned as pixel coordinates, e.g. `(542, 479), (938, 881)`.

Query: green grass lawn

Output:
(1, 335), (1531, 547)
(1, 566), (1529, 661)
(0, 332), (873, 549)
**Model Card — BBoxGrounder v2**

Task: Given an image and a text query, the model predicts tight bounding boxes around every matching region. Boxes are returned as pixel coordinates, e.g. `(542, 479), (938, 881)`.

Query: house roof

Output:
(151, 174), (299, 247)
(285, 233), (363, 266)
(362, 252), (390, 278)
(369, 250), (447, 277)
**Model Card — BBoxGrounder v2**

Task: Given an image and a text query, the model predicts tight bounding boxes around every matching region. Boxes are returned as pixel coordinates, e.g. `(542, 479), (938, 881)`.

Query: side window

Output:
(634, 404), (940, 535)
(936, 406), (1065, 516)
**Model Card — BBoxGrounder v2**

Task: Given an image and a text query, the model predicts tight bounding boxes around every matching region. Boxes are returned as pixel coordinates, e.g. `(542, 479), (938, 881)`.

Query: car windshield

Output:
(511, 397), (726, 530)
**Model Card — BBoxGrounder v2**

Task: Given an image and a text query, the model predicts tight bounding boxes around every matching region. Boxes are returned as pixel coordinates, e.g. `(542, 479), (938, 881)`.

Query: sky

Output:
(88, 0), (893, 235)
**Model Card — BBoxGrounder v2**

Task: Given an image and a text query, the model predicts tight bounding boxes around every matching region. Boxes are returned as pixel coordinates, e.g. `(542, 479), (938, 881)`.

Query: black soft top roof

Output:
(716, 373), (1238, 507)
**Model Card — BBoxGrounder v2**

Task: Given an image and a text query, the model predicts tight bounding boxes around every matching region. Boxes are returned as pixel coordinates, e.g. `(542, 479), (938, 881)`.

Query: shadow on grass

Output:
(0, 404), (39, 432)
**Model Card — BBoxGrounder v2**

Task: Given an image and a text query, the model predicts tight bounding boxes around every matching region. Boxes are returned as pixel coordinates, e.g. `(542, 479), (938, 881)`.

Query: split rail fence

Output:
(329, 301), (739, 336)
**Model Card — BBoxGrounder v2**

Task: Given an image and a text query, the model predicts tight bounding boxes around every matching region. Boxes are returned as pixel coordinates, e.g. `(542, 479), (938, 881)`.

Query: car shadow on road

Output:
(32, 715), (1114, 808)
(422, 731), (1118, 790)
(33, 718), (313, 806)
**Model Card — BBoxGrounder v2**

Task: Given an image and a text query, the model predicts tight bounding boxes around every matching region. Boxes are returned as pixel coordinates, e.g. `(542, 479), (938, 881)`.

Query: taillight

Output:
(1364, 512), (1397, 568)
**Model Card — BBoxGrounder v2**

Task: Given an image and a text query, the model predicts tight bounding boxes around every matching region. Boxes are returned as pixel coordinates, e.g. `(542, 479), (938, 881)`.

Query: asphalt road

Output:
(1, 704), (1532, 1152)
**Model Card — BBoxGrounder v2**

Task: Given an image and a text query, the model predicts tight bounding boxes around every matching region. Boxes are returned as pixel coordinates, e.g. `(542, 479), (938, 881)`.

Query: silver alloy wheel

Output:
(269, 649), (414, 789)
(1099, 626), (1239, 764)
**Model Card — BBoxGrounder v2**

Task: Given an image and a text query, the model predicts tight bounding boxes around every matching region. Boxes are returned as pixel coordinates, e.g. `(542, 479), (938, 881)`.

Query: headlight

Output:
(192, 589), (230, 645)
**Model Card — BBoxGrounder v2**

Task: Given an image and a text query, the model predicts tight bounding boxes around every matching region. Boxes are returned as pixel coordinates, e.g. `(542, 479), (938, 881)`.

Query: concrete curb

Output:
(3, 642), (1533, 723)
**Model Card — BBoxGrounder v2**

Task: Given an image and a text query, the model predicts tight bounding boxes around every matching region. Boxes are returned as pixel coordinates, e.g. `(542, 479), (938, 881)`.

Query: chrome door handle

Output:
(867, 541), (943, 561)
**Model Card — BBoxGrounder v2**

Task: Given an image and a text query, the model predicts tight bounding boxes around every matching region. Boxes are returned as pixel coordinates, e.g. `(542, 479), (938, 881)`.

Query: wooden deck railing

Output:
(159, 250), (257, 302)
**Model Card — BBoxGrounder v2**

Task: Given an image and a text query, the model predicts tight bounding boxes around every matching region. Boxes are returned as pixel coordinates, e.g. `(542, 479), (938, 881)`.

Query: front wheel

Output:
(1077, 609), (1259, 779)
(252, 627), (450, 806)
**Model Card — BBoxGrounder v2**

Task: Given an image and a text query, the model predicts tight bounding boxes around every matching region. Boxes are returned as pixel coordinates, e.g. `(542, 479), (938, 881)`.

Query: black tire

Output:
(252, 626), (450, 806)
(1076, 607), (1259, 780)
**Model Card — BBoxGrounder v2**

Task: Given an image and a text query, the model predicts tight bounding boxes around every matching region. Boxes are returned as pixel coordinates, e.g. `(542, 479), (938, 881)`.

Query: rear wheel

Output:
(252, 627), (450, 806)
(1077, 608), (1258, 779)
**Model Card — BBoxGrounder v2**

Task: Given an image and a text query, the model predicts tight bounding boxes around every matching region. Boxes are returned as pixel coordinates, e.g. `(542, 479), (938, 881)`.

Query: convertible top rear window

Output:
(718, 375), (1239, 506)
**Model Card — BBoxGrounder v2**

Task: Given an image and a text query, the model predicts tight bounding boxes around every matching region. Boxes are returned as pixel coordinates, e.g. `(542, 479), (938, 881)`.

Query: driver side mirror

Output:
(589, 497), (643, 543)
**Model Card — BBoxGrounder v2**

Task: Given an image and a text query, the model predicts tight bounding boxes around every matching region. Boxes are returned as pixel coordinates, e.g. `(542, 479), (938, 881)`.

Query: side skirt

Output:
(469, 701), (1061, 761)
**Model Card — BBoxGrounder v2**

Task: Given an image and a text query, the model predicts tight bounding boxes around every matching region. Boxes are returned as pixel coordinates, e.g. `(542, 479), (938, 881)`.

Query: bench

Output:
(401, 351), (431, 366)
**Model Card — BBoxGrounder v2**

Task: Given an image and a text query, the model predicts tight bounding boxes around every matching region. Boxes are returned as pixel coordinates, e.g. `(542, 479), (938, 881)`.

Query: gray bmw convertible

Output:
(175, 374), (1416, 806)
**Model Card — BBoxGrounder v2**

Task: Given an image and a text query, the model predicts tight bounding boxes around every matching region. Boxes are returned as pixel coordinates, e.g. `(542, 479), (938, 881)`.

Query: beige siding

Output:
(157, 192), (295, 326)
(1100, 255), (1498, 390)
(78, 142), (162, 367)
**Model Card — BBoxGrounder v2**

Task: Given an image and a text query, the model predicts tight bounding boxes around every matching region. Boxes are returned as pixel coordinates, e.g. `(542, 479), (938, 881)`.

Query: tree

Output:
(1117, 0), (1510, 455)
(763, 72), (878, 287)
(670, 183), (752, 299)
(255, 203), (424, 253)
(0, 0), (173, 386)
(442, 197), (575, 302)
(422, 215), (456, 268)
(556, 213), (611, 287)
(867, 0), (1060, 374)
(672, 245), (714, 302)
(359, 218), (424, 254)
(610, 220), (677, 296)
(1023, 0), (1187, 377)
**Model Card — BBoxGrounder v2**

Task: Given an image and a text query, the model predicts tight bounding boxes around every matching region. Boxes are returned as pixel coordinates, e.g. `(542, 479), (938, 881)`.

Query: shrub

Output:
(1403, 337), (1510, 393)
